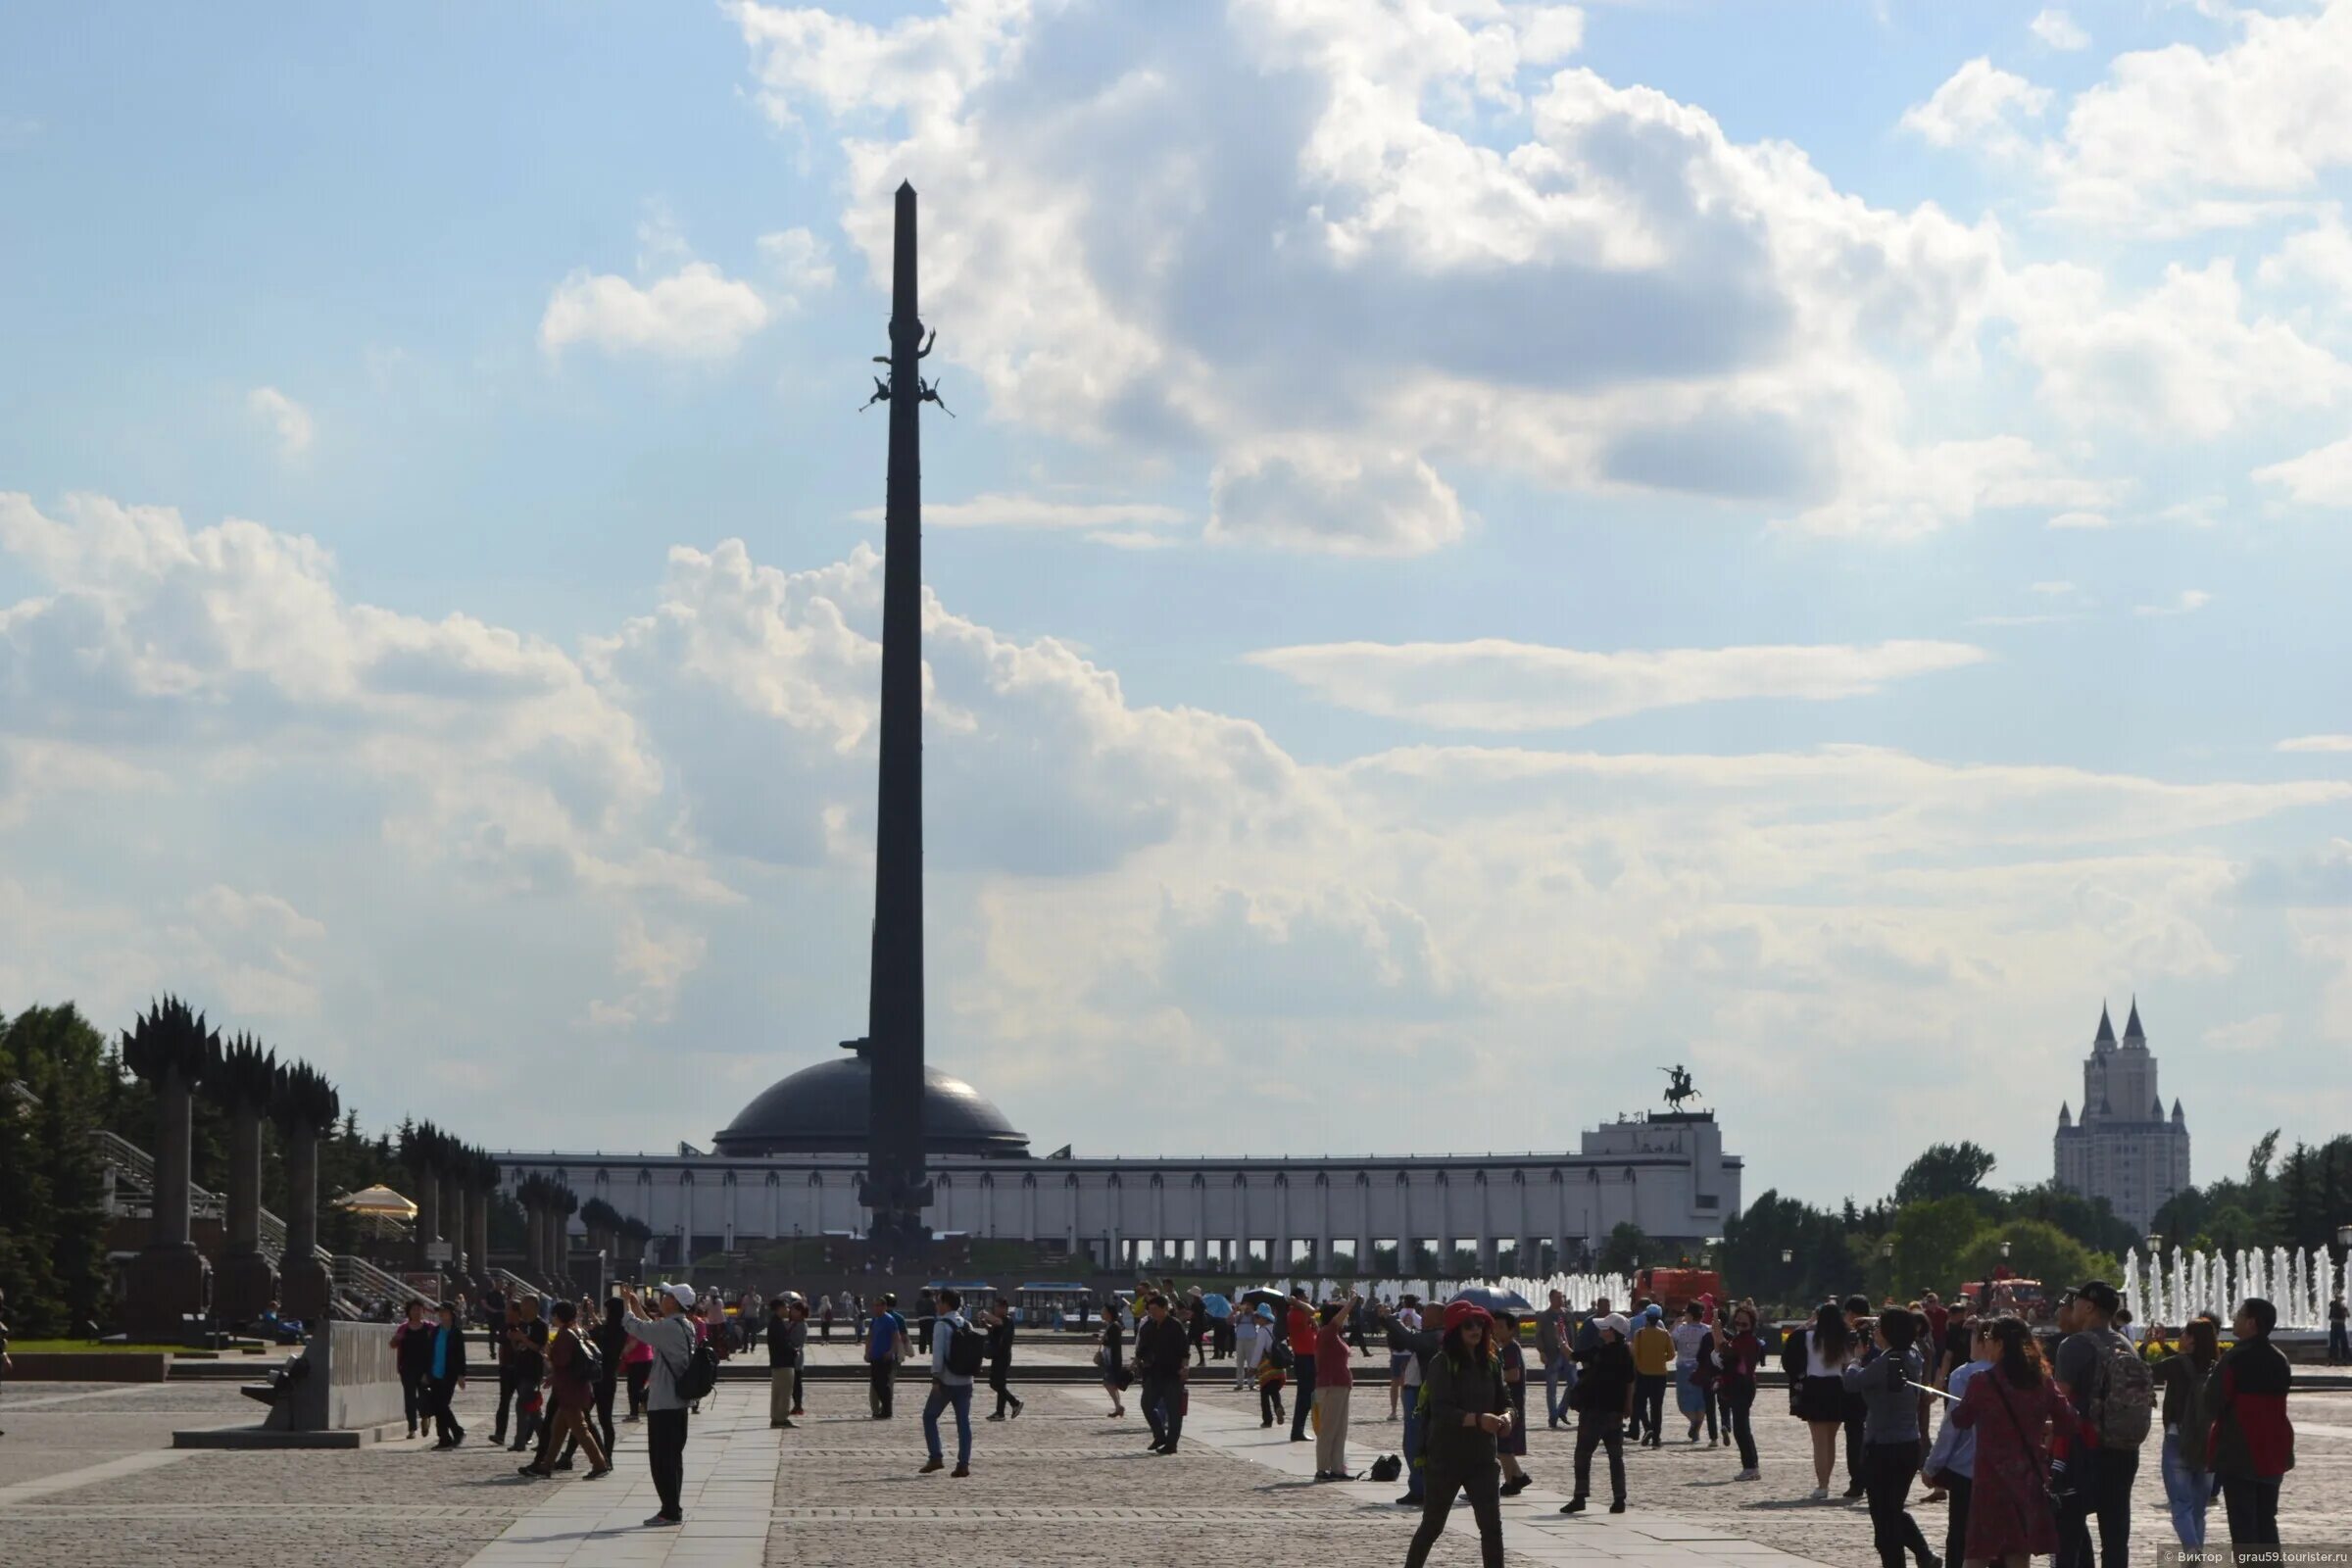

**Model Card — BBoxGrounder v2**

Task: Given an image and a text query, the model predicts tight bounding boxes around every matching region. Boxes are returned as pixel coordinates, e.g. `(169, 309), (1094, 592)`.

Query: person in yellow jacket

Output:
(1630, 1306), (1676, 1448)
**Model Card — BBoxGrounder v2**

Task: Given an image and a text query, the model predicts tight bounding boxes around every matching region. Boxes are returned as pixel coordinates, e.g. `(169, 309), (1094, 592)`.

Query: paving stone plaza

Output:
(3, 1341), (2346, 1567)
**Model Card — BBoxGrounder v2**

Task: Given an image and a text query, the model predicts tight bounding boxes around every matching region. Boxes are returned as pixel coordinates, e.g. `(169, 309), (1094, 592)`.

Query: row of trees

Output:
(2151, 1131), (2352, 1258)
(0, 999), (525, 1338)
(1721, 1142), (2146, 1313)
(1716, 1131), (2351, 1316)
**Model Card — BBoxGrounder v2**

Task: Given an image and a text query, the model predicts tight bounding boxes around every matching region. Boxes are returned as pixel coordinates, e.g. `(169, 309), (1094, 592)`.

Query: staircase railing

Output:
(90, 1128), (300, 1255)
(335, 1253), (415, 1304)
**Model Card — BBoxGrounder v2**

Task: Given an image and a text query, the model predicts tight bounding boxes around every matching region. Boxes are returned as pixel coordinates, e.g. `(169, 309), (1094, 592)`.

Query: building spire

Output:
(2124, 995), (2145, 1044)
(2094, 1001), (2116, 1048)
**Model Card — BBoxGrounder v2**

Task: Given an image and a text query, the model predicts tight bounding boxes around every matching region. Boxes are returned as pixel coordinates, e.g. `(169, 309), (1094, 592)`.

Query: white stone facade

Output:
(501, 1110), (1739, 1274)
(2053, 1001), (2190, 1234)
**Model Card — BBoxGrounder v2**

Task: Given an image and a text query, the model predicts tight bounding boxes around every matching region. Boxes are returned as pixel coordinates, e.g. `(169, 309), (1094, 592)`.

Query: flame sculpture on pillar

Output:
(207, 1033), (280, 1323)
(120, 997), (221, 1339)
(270, 1058), (339, 1322)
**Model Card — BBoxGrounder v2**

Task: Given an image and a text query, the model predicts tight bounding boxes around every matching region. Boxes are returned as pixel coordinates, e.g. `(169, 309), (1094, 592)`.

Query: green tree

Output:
(0, 1004), (112, 1336)
(1887, 1197), (1987, 1301)
(1894, 1144), (1999, 1209)
(1997, 1181), (2137, 1259)
(1958, 1219), (2104, 1296)
(1597, 1221), (1652, 1275)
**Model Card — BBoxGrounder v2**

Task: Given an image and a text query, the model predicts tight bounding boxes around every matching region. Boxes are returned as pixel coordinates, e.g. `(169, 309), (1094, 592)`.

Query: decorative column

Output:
(403, 1121), (446, 1282)
(553, 1190), (576, 1283)
(121, 998), (220, 1339)
(468, 1154), (494, 1287)
(272, 1061), (338, 1321)
(210, 1036), (279, 1323)
(441, 1165), (466, 1277)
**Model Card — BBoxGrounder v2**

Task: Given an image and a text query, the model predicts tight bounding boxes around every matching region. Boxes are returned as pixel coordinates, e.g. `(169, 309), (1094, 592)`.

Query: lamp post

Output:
(1999, 1241), (2012, 1260)
(2335, 1223), (2351, 1252)
(1781, 1249), (1794, 1264)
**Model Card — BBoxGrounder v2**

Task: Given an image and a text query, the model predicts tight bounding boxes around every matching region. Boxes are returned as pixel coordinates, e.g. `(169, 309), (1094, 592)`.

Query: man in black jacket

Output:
(1135, 1295), (1191, 1454)
(984, 1301), (1023, 1420)
(766, 1297), (802, 1429)
(394, 1297), (437, 1439)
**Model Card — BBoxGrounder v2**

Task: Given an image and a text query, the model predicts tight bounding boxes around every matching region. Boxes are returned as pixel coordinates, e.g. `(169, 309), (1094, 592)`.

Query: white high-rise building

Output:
(2053, 1000), (2190, 1233)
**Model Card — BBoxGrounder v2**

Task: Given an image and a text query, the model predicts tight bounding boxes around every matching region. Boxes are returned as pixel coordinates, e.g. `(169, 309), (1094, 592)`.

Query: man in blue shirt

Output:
(866, 1292), (907, 1418)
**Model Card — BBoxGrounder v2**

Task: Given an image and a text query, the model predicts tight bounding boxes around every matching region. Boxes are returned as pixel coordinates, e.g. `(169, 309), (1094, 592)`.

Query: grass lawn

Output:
(11, 1340), (188, 1354)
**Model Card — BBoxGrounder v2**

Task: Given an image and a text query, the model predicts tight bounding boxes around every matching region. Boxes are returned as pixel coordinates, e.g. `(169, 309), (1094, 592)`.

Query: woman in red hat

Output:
(1402, 1299), (1511, 1568)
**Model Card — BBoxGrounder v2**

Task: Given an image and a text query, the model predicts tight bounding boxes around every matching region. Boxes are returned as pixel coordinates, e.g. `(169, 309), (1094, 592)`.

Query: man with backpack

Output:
(620, 1282), (708, 1529)
(2052, 1279), (2153, 1568)
(920, 1287), (981, 1477)
(519, 1299), (611, 1481)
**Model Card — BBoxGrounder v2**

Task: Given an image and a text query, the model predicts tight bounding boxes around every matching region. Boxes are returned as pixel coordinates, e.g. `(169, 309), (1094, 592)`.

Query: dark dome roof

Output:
(711, 1056), (1029, 1157)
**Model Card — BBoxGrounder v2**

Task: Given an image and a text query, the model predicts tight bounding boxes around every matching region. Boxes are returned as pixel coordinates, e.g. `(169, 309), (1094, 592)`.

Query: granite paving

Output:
(0, 1357), (2344, 1566)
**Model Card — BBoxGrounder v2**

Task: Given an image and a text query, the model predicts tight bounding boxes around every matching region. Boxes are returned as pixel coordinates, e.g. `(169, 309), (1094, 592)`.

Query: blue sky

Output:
(2, 0), (2347, 1206)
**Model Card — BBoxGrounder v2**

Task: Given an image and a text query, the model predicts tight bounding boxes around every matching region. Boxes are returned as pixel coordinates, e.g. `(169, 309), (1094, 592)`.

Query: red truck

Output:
(1633, 1266), (1726, 1314)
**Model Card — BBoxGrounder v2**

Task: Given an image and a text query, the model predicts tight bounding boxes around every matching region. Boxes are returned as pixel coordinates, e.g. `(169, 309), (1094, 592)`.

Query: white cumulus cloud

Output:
(2255, 432), (2352, 506)
(2029, 9), (2089, 51)
(730, 0), (2057, 548)
(1900, 58), (2052, 150)
(245, 386), (314, 458)
(540, 260), (772, 360)
(1246, 639), (1987, 730)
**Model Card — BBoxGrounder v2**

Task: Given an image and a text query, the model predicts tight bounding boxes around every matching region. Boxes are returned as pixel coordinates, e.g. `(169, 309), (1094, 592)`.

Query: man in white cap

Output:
(620, 1282), (700, 1528)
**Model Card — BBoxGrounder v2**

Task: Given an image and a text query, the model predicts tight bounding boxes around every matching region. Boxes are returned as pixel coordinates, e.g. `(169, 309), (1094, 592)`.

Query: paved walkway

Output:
(1151, 1386), (1829, 1567)
(4, 1370), (2348, 1565)
(466, 1382), (777, 1567)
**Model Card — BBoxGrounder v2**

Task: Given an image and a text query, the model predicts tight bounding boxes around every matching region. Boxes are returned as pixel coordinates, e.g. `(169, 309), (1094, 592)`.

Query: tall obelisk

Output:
(859, 180), (935, 1250)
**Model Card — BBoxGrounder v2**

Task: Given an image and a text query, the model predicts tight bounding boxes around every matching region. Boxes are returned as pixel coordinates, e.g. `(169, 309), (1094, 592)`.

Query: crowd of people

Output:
(358, 1271), (2308, 1560)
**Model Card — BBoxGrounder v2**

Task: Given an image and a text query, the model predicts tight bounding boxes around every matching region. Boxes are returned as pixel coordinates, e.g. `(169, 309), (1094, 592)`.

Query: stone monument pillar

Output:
(212, 1036), (279, 1324)
(272, 1060), (338, 1322)
(857, 180), (942, 1252)
(468, 1154), (494, 1287)
(441, 1167), (466, 1277)
(121, 999), (219, 1340)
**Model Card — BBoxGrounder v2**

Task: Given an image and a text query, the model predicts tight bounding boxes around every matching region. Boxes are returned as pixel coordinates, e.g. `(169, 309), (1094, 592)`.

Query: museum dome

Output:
(710, 1056), (1030, 1157)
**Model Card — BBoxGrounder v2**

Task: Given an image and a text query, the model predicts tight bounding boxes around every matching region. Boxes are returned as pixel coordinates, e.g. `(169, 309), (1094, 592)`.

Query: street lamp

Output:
(1781, 1249), (1794, 1265)
(1998, 1241), (2012, 1260)
(2336, 1223), (2352, 1251)
(1881, 1242), (1894, 1260)
(2145, 1232), (2164, 1256)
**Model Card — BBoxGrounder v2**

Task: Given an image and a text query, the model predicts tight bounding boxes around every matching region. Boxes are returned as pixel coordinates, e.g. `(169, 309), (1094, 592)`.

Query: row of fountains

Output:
(2123, 1245), (2347, 1335)
(1263, 1252), (2346, 1338)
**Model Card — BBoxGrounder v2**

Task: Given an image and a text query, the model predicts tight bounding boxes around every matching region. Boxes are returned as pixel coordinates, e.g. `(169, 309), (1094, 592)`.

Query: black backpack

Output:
(567, 1327), (605, 1387)
(674, 1332), (718, 1402)
(945, 1318), (988, 1378)
(1369, 1453), (1402, 1483)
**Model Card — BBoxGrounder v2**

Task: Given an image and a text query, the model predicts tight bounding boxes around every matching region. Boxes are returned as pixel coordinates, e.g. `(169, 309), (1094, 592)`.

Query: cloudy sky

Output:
(3, 1), (2348, 1210)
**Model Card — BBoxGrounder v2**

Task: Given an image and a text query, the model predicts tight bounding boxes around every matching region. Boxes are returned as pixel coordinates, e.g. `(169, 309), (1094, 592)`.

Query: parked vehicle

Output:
(1013, 1281), (1099, 1331)
(1633, 1266), (1725, 1314)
